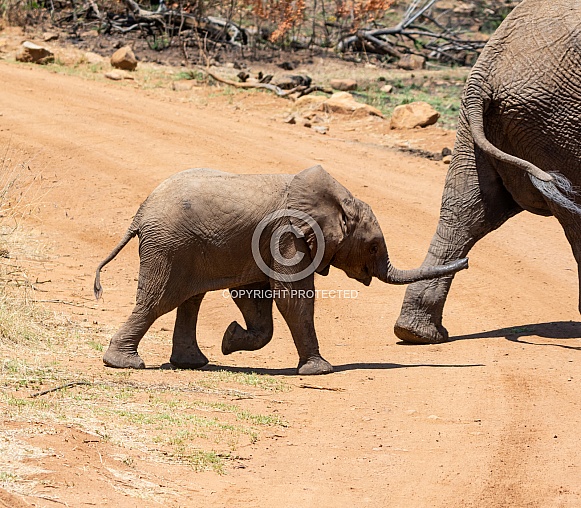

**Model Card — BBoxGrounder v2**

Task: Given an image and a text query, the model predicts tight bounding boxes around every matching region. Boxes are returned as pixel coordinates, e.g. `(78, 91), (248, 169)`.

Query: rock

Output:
(283, 114), (297, 124)
(15, 41), (54, 64)
(293, 93), (382, 118)
(84, 51), (104, 65)
(172, 80), (194, 91)
(397, 54), (425, 70)
(278, 61), (295, 70)
(110, 46), (137, 71)
(304, 112), (325, 124)
(442, 155), (452, 164)
(293, 95), (327, 111)
(104, 70), (135, 81)
(104, 71), (124, 81)
(380, 84), (393, 94)
(441, 147), (452, 157)
(312, 125), (328, 135)
(329, 79), (358, 91)
(43, 32), (59, 42)
(390, 101), (440, 129)
(322, 92), (383, 117)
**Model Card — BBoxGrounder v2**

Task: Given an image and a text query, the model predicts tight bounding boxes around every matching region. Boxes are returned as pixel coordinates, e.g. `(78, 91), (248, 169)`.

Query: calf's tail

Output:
(94, 212), (141, 300)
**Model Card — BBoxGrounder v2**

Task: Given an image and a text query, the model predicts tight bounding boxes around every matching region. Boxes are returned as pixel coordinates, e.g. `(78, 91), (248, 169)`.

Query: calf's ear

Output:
(287, 165), (358, 271)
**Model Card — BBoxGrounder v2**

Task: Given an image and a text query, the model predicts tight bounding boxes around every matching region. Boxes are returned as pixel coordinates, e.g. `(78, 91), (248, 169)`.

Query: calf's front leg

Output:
(273, 276), (332, 375)
(222, 282), (274, 355)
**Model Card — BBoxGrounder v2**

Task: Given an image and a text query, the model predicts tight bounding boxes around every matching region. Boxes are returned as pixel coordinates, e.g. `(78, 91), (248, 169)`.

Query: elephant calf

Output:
(95, 165), (467, 375)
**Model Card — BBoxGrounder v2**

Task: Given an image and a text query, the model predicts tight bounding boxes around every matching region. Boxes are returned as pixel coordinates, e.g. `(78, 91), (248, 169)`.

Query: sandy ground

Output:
(0, 61), (580, 507)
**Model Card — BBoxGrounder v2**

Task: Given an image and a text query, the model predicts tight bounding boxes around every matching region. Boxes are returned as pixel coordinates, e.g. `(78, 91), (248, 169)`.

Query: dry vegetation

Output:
(0, 0), (519, 66)
(0, 149), (292, 494)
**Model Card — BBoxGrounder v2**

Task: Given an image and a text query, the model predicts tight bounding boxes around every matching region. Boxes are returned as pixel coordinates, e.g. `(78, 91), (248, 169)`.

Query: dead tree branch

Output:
(337, 0), (486, 64)
(201, 68), (332, 98)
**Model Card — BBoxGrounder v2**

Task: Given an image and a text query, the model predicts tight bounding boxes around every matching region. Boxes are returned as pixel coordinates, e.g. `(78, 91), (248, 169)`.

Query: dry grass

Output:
(0, 149), (291, 496)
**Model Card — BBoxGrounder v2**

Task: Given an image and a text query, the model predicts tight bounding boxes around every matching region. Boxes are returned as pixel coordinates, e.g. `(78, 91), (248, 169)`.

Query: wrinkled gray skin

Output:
(395, 0), (581, 344)
(95, 165), (467, 375)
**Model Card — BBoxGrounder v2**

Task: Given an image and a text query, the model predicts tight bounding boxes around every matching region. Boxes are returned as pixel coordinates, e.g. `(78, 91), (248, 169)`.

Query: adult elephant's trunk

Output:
(377, 258), (468, 285)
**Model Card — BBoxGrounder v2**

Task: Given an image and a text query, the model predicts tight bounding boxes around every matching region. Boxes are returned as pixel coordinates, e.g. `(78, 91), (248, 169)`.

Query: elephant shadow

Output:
(450, 321), (581, 351)
(158, 361), (484, 375)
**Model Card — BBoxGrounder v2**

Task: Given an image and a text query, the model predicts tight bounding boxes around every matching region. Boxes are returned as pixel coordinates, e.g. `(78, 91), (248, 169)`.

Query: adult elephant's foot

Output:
(103, 347), (145, 369)
(393, 314), (449, 344)
(170, 349), (209, 369)
(297, 356), (333, 375)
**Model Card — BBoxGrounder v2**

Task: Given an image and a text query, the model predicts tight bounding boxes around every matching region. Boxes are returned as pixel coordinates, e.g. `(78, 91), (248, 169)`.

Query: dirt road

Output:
(1, 62), (580, 507)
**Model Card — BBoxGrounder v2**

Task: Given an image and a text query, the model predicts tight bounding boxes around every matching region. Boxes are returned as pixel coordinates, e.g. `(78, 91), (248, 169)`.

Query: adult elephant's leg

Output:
(272, 277), (332, 375)
(395, 115), (521, 344)
(546, 206), (581, 313)
(222, 282), (274, 355)
(170, 293), (209, 369)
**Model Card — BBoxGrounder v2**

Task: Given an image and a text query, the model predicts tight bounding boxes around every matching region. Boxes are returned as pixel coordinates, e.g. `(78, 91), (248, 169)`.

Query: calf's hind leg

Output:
(170, 293), (209, 369)
(103, 256), (183, 369)
(103, 304), (157, 369)
(222, 283), (274, 355)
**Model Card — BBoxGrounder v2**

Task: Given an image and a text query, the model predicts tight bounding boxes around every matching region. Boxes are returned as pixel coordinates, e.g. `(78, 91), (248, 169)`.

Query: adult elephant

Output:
(95, 165), (467, 374)
(395, 0), (581, 344)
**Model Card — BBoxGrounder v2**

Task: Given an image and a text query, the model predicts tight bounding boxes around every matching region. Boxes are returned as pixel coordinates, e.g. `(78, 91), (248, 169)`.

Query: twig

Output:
(30, 381), (91, 398)
(298, 384), (345, 392)
(36, 299), (97, 308)
(26, 494), (69, 506)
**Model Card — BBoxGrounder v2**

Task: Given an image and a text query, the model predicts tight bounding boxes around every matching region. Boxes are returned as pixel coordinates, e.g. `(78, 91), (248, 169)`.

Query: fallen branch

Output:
(201, 68), (332, 98)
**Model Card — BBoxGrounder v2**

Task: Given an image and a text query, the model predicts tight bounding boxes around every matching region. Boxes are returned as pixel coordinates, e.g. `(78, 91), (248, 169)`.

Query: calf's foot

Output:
(221, 321), (245, 355)
(103, 347), (145, 369)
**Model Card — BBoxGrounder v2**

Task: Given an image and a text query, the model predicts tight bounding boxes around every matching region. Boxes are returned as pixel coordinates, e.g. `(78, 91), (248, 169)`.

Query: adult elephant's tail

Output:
(94, 209), (142, 300)
(464, 74), (581, 215)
